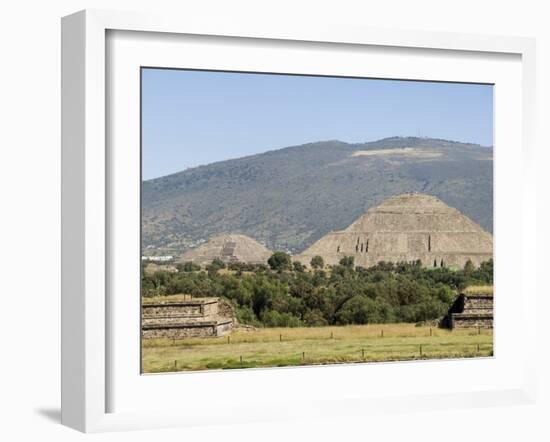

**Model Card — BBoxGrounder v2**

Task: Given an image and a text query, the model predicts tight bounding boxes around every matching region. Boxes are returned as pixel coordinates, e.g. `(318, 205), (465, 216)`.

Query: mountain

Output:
(142, 136), (493, 255)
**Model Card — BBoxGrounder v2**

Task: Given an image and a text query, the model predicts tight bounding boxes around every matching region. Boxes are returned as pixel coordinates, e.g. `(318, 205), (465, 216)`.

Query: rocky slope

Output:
(142, 137), (493, 255)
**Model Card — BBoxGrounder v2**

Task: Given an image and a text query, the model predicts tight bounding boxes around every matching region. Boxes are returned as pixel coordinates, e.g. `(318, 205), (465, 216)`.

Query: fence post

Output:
(174, 360), (178, 369)
(280, 334), (282, 342)
(331, 331), (334, 339)
(227, 336), (230, 344)
(381, 329), (384, 338)
(420, 345), (423, 357)
(430, 327), (432, 337)
(240, 355), (243, 365)
(362, 348), (365, 359)
(302, 352), (305, 360)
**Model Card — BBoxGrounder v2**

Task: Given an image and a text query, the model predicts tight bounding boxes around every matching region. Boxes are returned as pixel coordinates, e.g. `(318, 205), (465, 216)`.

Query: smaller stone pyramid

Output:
(179, 234), (272, 265)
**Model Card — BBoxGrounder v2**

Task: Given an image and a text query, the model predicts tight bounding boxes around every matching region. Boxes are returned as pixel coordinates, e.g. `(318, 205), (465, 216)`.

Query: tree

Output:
(141, 250), (493, 327)
(293, 261), (305, 272)
(372, 261), (394, 272)
(339, 256), (355, 269)
(463, 259), (475, 273)
(267, 251), (292, 271)
(177, 261), (201, 272)
(211, 258), (226, 269)
(335, 296), (386, 325)
(205, 263), (218, 274)
(261, 310), (302, 327)
(303, 309), (328, 326)
(310, 255), (324, 269)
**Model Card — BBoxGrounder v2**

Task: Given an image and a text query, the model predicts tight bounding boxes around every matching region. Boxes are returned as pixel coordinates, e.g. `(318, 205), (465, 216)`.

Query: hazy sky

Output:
(142, 68), (493, 180)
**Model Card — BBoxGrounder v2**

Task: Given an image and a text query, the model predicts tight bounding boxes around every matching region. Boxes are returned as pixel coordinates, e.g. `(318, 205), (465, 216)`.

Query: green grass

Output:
(142, 324), (493, 373)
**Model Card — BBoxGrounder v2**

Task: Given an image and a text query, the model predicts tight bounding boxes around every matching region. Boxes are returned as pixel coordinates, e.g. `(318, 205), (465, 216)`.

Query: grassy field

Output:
(463, 285), (494, 294)
(142, 323), (493, 373)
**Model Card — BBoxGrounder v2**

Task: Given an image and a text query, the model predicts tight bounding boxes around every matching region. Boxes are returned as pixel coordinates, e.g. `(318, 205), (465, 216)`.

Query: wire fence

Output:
(150, 325), (493, 372)
(166, 339), (493, 371)
(166, 325), (491, 346)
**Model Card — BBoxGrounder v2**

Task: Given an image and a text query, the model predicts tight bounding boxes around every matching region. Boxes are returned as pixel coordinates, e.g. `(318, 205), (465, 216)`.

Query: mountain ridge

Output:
(142, 136), (493, 256)
(144, 136), (492, 182)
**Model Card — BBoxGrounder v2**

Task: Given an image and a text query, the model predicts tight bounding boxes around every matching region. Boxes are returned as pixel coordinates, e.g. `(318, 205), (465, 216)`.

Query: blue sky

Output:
(142, 68), (493, 180)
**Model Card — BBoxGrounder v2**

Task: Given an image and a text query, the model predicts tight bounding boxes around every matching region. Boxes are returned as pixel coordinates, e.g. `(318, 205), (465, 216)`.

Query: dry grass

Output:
(142, 294), (195, 304)
(143, 263), (178, 274)
(142, 323), (493, 373)
(463, 285), (493, 295)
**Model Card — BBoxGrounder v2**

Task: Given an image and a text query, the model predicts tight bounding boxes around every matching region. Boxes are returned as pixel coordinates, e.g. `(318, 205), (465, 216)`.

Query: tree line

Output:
(141, 253), (493, 327)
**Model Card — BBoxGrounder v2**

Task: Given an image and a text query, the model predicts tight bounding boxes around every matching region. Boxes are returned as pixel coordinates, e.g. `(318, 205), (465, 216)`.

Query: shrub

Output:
(177, 261), (201, 272)
(339, 256), (355, 269)
(211, 258), (226, 269)
(293, 261), (306, 272)
(261, 310), (302, 327)
(310, 255), (324, 269)
(235, 305), (262, 327)
(268, 251), (292, 271)
(303, 309), (328, 326)
(335, 296), (386, 325)
(463, 259), (475, 273)
(142, 255), (493, 326)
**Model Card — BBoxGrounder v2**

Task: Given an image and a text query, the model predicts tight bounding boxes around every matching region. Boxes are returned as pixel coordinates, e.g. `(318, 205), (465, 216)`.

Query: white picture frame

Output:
(61, 9), (537, 433)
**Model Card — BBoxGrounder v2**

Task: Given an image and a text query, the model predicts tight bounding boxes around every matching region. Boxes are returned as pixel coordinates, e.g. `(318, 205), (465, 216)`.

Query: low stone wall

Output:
(442, 293), (493, 329)
(141, 297), (234, 339)
(215, 320), (234, 336)
(142, 299), (218, 318)
(218, 298), (236, 323)
(142, 319), (233, 339)
(450, 313), (493, 329)
(463, 296), (492, 312)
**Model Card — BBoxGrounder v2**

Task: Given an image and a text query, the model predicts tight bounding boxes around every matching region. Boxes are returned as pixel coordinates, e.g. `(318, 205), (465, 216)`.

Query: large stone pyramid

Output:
(295, 193), (493, 269)
(179, 234), (272, 265)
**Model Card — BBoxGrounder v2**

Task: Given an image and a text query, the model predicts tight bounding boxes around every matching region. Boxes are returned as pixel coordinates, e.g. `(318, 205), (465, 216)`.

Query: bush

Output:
(254, 263), (268, 273)
(261, 310), (302, 327)
(142, 257), (493, 326)
(235, 305), (262, 327)
(268, 251), (292, 271)
(339, 256), (355, 269)
(463, 259), (475, 273)
(303, 309), (328, 326)
(310, 255), (324, 269)
(335, 296), (387, 325)
(177, 261), (201, 272)
(205, 264), (220, 276)
(293, 261), (306, 272)
(211, 258), (226, 269)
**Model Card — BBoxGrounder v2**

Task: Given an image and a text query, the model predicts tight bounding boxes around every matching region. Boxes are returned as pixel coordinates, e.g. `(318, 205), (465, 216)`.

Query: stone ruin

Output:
(179, 233), (272, 265)
(441, 292), (494, 329)
(142, 297), (234, 339)
(294, 193), (493, 269)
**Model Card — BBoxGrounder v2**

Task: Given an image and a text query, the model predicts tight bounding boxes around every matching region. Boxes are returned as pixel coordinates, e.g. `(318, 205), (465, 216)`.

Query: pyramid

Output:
(295, 193), (493, 269)
(179, 234), (272, 265)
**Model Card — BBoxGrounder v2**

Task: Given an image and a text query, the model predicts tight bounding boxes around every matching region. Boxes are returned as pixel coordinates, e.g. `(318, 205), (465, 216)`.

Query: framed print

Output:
(139, 69), (496, 373)
(61, 9), (537, 433)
